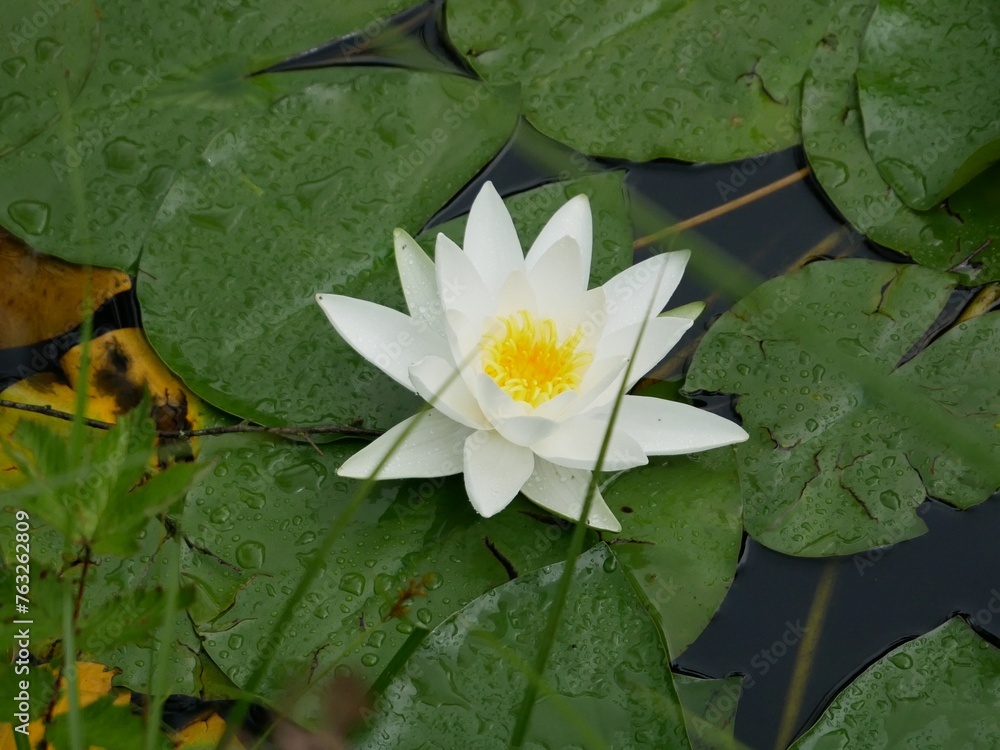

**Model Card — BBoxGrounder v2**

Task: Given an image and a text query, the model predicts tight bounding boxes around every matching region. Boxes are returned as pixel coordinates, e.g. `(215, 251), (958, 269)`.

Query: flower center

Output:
(481, 310), (593, 408)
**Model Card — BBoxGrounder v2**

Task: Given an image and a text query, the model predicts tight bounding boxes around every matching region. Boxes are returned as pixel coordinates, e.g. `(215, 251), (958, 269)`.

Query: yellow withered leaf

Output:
(0, 662), (130, 750)
(60, 328), (202, 431)
(172, 714), (247, 750)
(1, 328), (204, 488)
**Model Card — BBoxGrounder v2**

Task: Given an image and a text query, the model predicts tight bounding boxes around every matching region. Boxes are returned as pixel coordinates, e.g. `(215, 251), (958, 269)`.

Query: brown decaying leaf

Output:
(0, 230), (130, 350)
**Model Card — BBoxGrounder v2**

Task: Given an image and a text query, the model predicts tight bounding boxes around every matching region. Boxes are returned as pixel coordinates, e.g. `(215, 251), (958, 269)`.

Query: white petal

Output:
(394, 229), (444, 331)
(337, 411), (472, 479)
(474, 372), (530, 422)
(577, 356), (628, 400)
(492, 270), (537, 320)
(602, 250), (690, 333)
(548, 286), (607, 354)
(520, 459), (620, 532)
(617, 396), (749, 455)
(532, 413), (649, 471)
(529, 388), (579, 420)
(463, 431), (535, 517)
(526, 236), (584, 315)
(444, 308), (486, 395)
(558, 357), (628, 420)
(627, 316), (691, 387)
(409, 355), (490, 430)
(475, 375), (569, 446)
(663, 301), (705, 322)
(594, 316), (692, 392)
(525, 194), (592, 290)
(463, 182), (524, 295)
(435, 232), (492, 322)
(315, 294), (450, 390)
(491, 413), (562, 447)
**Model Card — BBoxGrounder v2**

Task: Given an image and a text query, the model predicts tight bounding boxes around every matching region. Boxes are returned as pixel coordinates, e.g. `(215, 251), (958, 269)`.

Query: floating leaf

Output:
(856, 0), (1000, 210)
(0, 662), (142, 749)
(685, 259), (1000, 556)
(182, 434), (595, 721)
(674, 674), (744, 750)
(0, 0), (99, 155)
(447, 0), (841, 162)
(86, 532), (235, 699)
(137, 72), (517, 430)
(0, 230), (130, 349)
(791, 618), (1000, 748)
(60, 328), (206, 432)
(356, 544), (691, 749)
(173, 714), (247, 750)
(0, 0), (439, 266)
(604, 449), (743, 654)
(802, 0), (1000, 280)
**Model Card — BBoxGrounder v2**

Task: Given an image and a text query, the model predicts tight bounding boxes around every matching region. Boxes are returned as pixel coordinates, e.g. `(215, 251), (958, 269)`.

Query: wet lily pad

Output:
(674, 674), (743, 750)
(604, 449), (743, 654)
(447, 0), (840, 162)
(137, 72), (517, 430)
(684, 259), (1000, 556)
(355, 544), (692, 749)
(182, 433), (596, 721)
(802, 0), (1000, 281)
(856, 0), (1000, 210)
(0, 0), (461, 269)
(791, 617), (1000, 748)
(0, 0), (99, 155)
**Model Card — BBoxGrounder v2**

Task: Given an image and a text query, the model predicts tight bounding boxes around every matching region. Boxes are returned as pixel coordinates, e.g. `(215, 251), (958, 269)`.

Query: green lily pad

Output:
(447, 0), (841, 162)
(182, 433), (598, 721)
(674, 674), (744, 750)
(0, 0), (99, 155)
(684, 259), (1000, 556)
(802, 0), (1000, 281)
(356, 544), (691, 749)
(791, 617), (1000, 748)
(137, 71), (517, 430)
(0, 0), (447, 268)
(421, 171), (632, 289)
(83, 520), (250, 698)
(604, 448), (743, 654)
(856, 0), (1000, 210)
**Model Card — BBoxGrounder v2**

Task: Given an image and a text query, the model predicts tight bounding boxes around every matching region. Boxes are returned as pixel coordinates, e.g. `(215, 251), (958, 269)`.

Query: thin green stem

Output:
(144, 525), (182, 750)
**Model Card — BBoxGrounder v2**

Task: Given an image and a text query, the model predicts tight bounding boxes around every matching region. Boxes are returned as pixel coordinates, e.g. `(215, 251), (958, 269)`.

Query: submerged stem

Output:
(633, 167), (811, 249)
(774, 564), (838, 749)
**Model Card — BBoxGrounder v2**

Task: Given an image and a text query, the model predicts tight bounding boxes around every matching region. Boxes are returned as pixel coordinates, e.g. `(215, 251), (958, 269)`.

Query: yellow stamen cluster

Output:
(481, 310), (593, 408)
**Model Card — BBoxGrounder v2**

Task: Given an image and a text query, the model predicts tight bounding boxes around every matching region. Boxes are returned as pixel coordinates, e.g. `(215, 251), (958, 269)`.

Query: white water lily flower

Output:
(316, 183), (748, 532)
